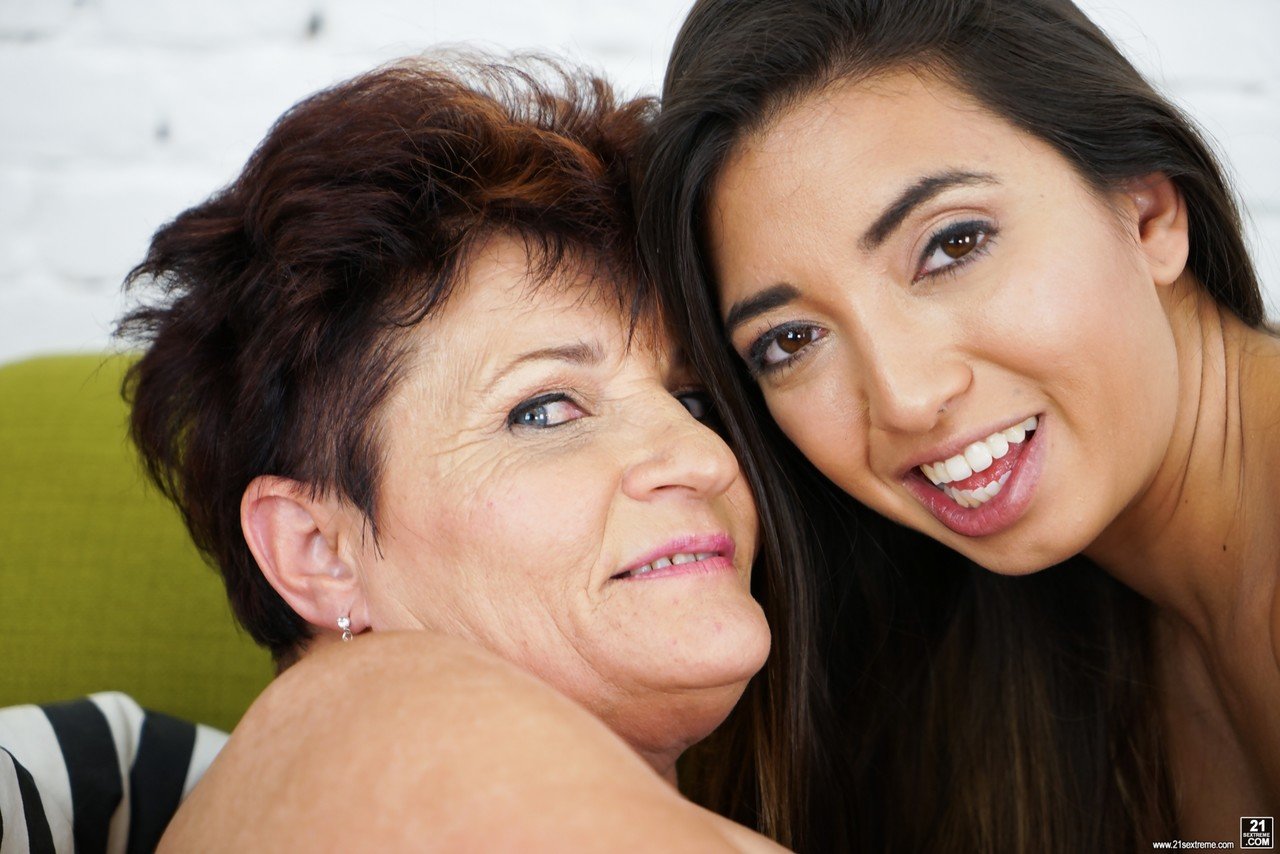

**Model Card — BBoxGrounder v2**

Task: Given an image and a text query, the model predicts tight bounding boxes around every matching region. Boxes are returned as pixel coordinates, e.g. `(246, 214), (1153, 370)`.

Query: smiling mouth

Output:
(917, 416), (1038, 508)
(611, 551), (723, 580)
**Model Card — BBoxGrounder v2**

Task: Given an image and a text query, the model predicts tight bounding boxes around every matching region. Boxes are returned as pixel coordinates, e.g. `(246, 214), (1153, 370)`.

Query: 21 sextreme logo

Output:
(1241, 817), (1274, 849)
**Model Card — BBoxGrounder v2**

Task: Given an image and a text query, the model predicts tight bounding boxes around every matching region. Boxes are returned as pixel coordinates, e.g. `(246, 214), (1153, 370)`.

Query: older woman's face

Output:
(353, 236), (767, 754)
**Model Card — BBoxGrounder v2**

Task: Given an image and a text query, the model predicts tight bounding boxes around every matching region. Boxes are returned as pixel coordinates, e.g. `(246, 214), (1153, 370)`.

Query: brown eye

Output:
(778, 328), (811, 354)
(750, 324), (827, 375)
(916, 220), (997, 281)
(942, 231), (979, 259)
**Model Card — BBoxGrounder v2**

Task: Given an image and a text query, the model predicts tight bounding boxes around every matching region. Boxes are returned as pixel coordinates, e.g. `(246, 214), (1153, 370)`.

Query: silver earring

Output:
(337, 615), (353, 642)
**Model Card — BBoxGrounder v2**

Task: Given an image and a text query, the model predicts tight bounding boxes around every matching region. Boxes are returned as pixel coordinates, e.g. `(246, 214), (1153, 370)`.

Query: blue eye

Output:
(745, 323), (827, 377)
(915, 219), (996, 281)
(507, 393), (587, 429)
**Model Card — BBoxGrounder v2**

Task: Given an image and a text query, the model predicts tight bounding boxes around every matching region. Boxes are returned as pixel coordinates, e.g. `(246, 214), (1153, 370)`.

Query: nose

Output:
(620, 395), (742, 502)
(857, 324), (972, 434)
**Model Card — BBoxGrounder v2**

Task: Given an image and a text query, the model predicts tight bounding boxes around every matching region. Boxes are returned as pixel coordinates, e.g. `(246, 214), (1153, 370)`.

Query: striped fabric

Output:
(0, 693), (227, 854)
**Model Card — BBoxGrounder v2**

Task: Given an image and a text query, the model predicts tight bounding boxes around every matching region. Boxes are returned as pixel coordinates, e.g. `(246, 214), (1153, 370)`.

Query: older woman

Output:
(113, 58), (826, 851)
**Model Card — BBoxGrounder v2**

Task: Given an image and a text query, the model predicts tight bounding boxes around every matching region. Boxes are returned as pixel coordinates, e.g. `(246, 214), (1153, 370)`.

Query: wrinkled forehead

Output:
(401, 233), (684, 385)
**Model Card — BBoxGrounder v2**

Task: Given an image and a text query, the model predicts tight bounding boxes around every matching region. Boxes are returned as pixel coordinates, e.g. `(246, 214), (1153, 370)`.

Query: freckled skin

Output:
(708, 71), (1179, 575)
(345, 236), (769, 776)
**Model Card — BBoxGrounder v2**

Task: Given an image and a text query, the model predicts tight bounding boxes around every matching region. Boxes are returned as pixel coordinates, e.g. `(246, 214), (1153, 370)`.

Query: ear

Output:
(1123, 172), (1189, 287)
(241, 475), (367, 637)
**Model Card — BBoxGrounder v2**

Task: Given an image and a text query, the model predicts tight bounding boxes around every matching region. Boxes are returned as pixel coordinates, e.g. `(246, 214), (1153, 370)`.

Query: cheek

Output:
(764, 373), (873, 494)
(436, 459), (611, 587)
(375, 450), (614, 634)
(1007, 236), (1177, 420)
(992, 232), (1180, 507)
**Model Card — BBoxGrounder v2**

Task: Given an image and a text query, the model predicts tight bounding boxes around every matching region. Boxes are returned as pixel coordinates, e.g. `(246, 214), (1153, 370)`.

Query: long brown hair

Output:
(638, 0), (1267, 849)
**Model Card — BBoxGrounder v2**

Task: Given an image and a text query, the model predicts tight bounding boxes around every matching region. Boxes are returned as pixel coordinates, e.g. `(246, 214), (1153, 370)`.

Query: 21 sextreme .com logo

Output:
(1241, 817), (1274, 849)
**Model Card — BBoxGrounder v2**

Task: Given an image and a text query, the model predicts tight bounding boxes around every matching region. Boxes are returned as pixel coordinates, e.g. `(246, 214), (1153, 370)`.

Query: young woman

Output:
(640, 0), (1278, 849)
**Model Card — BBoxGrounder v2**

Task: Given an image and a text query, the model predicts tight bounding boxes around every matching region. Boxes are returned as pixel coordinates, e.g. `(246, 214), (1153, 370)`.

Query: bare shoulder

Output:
(161, 632), (783, 852)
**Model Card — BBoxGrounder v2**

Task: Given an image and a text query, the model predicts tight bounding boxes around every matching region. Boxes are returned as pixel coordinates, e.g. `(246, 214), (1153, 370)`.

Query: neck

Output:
(1086, 275), (1280, 632)
(1084, 275), (1280, 814)
(602, 684), (751, 789)
(644, 751), (682, 786)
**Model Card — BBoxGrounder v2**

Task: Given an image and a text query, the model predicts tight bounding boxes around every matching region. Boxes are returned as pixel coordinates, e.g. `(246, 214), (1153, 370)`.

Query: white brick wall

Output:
(1, 0), (1277, 363)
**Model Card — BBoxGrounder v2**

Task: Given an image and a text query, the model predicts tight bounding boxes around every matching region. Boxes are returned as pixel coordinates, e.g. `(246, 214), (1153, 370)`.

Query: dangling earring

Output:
(337, 615), (353, 642)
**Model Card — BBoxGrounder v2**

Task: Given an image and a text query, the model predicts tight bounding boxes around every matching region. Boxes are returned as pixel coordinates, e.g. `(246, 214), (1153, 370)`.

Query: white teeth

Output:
(920, 416), (1038, 485)
(944, 454), (972, 482)
(623, 551), (718, 578)
(925, 462), (952, 484)
(944, 486), (982, 507)
(942, 470), (1013, 509)
(963, 441), (993, 474)
(1003, 415), (1037, 444)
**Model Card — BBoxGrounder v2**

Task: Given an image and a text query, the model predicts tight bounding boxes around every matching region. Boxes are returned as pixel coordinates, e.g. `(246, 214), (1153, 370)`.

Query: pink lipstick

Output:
(611, 534), (736, 581)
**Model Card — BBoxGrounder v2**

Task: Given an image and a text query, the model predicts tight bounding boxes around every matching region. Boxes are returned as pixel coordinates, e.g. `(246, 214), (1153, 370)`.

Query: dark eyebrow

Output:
(483, 341), (605, 396)
(859, 170), (998, 251)
(723, 283), (801, 336)
(721, 172), (996, 335)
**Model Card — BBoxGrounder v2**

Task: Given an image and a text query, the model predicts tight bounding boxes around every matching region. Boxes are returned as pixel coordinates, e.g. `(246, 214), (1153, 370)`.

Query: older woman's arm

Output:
(159, 632), (784, 852)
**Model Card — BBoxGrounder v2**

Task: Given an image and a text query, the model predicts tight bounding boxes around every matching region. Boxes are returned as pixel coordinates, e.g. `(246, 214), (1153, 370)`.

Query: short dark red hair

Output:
(119, 57), (655, 662)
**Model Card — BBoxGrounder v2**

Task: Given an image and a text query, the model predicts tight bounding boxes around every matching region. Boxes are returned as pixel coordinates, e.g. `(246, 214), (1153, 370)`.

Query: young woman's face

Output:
(356, 236), (767, 755)
(707, 71), (1181, 575)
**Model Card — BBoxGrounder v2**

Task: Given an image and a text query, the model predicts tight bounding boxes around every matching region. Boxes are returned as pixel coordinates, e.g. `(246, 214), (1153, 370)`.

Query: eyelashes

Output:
(745, 322), (827, 377)
(740, 218), (998, 377)
(507, 392), (587, 430)
(914, 219), (997, 282)
(505, 388), (719, 431)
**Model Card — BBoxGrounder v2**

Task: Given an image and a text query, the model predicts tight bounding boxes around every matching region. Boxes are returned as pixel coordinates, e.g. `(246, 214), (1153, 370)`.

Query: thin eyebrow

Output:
(723, 283), (801, 336)
(483, 340), (605, 396)
(859, 170), (998, 251)
(721, 172), (996, 335)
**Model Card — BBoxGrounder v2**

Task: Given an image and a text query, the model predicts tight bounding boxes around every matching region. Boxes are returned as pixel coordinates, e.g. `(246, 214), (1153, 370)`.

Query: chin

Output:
(965, 551), (1057, 576)
(686, 637), (772, 694)
(641, 616), (770, 707)
(682, 604), (772, 686)
(596, 617), (772, 768)
(616, 674), (762, 764)
(947, 525), (1097, 577)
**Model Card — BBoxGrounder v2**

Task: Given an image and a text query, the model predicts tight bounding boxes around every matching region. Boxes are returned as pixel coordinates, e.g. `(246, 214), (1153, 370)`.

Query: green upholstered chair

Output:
(0, 353), (273, 733)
